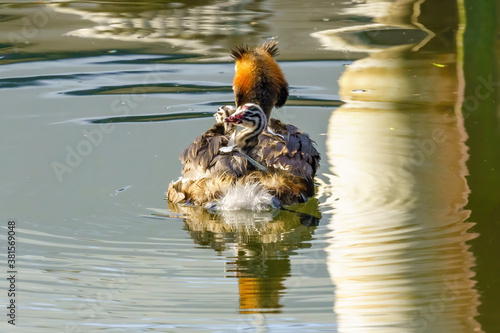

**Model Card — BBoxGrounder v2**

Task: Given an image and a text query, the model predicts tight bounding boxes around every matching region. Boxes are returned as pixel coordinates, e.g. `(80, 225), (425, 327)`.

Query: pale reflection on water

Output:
(324, 104), (480, 332)
(48, 0), (269, 54)
(319, 1), (482, 331)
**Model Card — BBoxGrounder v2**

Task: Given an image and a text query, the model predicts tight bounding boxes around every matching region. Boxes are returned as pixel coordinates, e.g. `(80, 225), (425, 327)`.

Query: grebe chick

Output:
(214, 105), (236, 134)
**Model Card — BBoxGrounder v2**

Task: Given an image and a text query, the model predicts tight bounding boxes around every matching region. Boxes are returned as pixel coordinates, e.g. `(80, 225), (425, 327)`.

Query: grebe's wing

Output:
(259, 118), (321, 180)
(179, 123), (250, 179)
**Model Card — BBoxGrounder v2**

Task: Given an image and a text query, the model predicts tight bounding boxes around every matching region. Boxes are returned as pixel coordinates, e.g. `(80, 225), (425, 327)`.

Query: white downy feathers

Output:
(206, 182), (279, 211)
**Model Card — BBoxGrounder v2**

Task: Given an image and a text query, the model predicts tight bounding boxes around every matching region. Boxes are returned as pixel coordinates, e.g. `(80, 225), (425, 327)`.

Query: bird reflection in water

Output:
(313, 0), (482, 332)
(167, 199), (321, 314)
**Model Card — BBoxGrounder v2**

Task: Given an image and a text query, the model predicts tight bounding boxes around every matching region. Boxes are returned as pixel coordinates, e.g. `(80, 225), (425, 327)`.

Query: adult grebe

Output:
(168, 42), (320, 210)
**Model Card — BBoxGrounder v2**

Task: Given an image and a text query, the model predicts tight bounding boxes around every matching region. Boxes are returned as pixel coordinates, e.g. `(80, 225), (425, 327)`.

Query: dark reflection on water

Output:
(65, 82), (231, 96)
(166, 199), (321, 314)
(88, 111), (215, 124)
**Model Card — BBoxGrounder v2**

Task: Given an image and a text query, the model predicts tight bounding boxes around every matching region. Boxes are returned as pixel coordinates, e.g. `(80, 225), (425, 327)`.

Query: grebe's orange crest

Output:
(230, 41), (288, 115)
(230, 41), (280, 60)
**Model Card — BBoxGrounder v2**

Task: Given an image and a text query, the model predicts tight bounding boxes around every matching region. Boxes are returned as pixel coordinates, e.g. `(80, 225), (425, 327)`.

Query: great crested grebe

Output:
(167, 41), (320, 210)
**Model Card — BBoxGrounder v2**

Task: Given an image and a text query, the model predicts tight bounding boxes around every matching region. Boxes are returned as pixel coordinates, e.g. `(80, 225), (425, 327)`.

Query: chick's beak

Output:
(224, 112), (244, 124)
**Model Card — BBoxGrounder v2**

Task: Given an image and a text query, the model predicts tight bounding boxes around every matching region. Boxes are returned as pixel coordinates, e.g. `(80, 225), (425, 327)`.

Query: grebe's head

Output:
(224, 103), (266, 129)
(230, 41), (289, 120)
